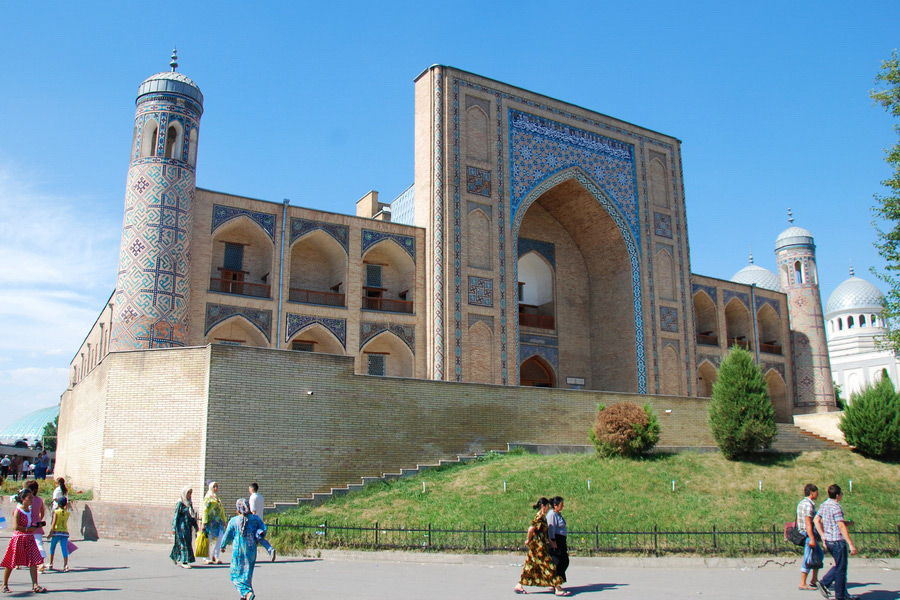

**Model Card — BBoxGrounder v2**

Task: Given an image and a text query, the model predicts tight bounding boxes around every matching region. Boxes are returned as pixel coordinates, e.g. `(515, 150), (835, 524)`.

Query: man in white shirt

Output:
(249, 483), (276, 561)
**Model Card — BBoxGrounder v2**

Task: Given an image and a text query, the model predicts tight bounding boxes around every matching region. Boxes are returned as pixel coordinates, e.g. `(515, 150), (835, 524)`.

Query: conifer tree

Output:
(707, 347), (777, 460)
(839, 370), (900, 459)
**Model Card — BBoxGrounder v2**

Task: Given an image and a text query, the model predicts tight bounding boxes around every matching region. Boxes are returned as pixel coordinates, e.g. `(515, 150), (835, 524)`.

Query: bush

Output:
(707, 347), (777, 460)
(590, 402), (660, 457)
(840, 370), (900, 460)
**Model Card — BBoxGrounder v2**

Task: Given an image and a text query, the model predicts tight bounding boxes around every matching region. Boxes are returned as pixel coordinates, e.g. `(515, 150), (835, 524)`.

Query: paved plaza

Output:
(1, 533), (897, 599)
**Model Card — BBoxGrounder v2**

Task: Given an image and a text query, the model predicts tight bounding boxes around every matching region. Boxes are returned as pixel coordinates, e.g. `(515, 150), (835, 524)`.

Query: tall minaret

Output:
(775, 209), (836, 412)
(109, 50), (204, 350)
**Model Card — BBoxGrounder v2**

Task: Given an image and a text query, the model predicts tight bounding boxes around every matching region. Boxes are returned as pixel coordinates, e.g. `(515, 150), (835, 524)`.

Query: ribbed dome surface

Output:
(137, 71), (203, 106)
(825, 276), (884, 316)
(775, 226), (814, 250)
(0, 406), (59, 444)
(731, 263), (782, 292)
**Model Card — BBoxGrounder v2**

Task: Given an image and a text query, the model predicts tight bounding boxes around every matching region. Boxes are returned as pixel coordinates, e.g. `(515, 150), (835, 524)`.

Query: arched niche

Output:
(287, 323), (344, 355)
(698, 361), (717, 397)
(520, 355), (555, 388)
(464, 321), (494, 383)
(655, 248), (675, 301)
(764, 369), (790, 423)
(724, 298), (751, 351)
(210, 217), (275, 299)
(649, 158), (669, 208)
(141, 118), (158, 157)
(517, 251), (554, 330)
(467, 209), (492, 270)
(164, 120), (184, 160)
(358, 331), (413, 378)
(466, 106), (490, 163)
(693, 292), (718, 346)
(288, 229), (348, 307)
(361, 240), (416, 314)
(659, 345), (683, 395)
(757, 304), (782, 355)
(206, 316), (269, 348)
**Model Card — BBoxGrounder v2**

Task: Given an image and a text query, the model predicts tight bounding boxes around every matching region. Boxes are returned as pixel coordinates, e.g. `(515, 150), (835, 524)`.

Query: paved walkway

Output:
(1, 535), (897, 599)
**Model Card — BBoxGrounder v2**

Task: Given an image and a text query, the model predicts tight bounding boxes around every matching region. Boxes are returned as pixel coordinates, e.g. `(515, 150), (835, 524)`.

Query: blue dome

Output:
(0, 406), (59, 445)
(825, 275), (884, 316)
(137, 71), (204, 107)
(775, 226), (814, 251)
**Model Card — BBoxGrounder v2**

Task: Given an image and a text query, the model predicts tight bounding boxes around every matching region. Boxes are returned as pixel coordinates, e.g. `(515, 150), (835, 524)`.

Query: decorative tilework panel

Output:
(211, 205), (276, 241)
(204, 303), (272, 341)
(761, 362), (786, 379)
(660, 307), (679, 333)
(691, 283), (718, 303)
(468, 276), (493, 307)
(360, 322), (415, 354)
(433, 68), (445, 380)
(517, 238), (556, 269)
(755, 296), (781, 316)
(361, 229), (416, 262)
(723, 289), (750, 310)
(698, 353), (722, 367)
(467, 166), (491, 197)
(653, 212), (673, 239)
(519, 344), (559, 373)
(285, 314), (346, 348)
(290, 218), (349, 253)
(519, 334), (558, 347)
(508, 109), (639, 247)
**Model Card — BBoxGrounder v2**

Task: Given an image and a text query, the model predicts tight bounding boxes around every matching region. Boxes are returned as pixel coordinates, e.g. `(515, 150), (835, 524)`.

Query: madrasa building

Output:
(56, 56), (839, 534)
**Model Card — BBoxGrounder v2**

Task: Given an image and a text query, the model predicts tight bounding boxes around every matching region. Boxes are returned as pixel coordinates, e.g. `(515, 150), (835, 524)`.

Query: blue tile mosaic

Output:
(204, 303), (272, 341)
(653, 212), (673, 239)
(519, 334), (558, 347)
(691, 283), (718, 303)
(723, 289), (751, 310)
(362, 229), (416, 263)
(468, 276), (493, 307)
(520, 343), (559, 373)
(467, 166), (491, 197)
(360, 322), (415, 354)
(290, 218), (349, 253)
(660, 307), (679, 333)
(518, 238), (555, 269)
(284, 314), (347, 348)
(755, 296), (781, 316)
(211, 204), (276, 241)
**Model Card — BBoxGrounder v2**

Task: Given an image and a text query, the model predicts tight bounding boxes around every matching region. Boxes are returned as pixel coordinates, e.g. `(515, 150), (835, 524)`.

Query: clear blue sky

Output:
(0, 1), (897, 428)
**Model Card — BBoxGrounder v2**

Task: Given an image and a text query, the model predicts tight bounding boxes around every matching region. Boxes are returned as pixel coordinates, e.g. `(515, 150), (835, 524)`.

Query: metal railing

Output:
(266, 520), (900, 556)
(362, 297), (414, 314)
(210, 278), (271, 299)
(696, 333), (718, 346)
(759, 343), (783, 355)
(289, 288), (345, 307)
(726, 338), (751, 351)
(519, 313), (555, 330)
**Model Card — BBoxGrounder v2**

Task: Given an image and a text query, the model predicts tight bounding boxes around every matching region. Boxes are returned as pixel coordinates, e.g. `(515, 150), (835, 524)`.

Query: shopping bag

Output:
(195, 531), (208, 557)
(66, 539), (78, 554)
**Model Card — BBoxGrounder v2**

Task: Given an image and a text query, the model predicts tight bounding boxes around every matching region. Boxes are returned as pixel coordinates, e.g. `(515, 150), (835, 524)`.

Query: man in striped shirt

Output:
(814, 484), (857, 600)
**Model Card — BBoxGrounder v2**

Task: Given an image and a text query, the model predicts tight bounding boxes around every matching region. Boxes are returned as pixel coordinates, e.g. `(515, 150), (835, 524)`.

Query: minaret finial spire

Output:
(170, 48), (178, 72)
(787, 208), (794, 225)
(849, 259), (855, 277)
(748, 244), (754, 264)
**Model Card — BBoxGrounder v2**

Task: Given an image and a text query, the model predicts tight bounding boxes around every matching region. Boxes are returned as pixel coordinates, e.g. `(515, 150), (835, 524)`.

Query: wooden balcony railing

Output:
(727, 337), (751, 351)
(362, 296), (414, 314)
(289, 288), (345, 307)
(519, 313), (555, 330)
(760, 342), (782, 355)
(210, 278), (271, 299)
(696, 333), (719, 346)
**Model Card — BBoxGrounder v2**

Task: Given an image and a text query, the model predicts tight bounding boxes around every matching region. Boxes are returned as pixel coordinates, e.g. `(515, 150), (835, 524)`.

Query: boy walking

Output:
(814, 484), (857, 600)
(798, 484), (824, 590)
(248, 483), (276, 561)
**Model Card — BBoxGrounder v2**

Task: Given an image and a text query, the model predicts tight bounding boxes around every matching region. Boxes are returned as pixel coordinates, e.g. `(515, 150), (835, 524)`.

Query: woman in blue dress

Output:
(221, 498), (265, 600)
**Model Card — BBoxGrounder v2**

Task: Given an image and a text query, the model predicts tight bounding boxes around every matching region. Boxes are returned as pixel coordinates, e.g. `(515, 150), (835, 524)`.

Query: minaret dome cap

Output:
(137, 67), (203, 107)
(775, 225), (814, 251)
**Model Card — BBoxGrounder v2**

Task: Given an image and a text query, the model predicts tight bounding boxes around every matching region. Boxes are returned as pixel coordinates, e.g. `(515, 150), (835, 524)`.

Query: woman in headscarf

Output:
(221, 498), (266, 600)
(200, 482), (226, 565)
(514, 497), (568, 596)
(170, 486), (198, 568)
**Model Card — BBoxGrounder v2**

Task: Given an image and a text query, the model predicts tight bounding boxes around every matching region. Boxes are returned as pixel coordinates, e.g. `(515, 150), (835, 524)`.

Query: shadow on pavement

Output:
(564, 582), (626, 595)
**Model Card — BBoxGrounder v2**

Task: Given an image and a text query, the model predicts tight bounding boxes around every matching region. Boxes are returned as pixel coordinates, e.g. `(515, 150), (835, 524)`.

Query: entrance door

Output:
(520, 356), (555, 387)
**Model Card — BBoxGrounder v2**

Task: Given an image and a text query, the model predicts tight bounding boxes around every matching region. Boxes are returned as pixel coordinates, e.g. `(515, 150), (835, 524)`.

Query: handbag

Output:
(784, 522), (807, 547)
(195, 530), (209, 557)
(805, 554), (824, 570)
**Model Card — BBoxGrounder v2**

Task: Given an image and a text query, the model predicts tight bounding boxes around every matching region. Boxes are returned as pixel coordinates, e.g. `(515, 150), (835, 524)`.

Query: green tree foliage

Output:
(589, 401), (660, 458)
(41, 415), (58, 452)
(707, 347), (777, 460)
(839, 370), (900, 460)
(871, 50), (900, 350)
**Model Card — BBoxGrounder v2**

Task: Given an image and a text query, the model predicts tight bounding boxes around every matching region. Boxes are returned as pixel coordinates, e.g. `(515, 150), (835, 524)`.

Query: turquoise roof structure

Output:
(0, 406), (59, 444)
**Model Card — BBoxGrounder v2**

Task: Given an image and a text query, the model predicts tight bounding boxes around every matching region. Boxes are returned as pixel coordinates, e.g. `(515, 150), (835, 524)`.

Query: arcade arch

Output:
(693, 291), (718, 347)
(358, 331), (413, 377)
(209, 218), (275, 299)
(361, 240), (415, 314)
(206, 316), (269, 348)
(764, 369), (790, 422)
(288, 229), (348, 307)
(520, 355), (555, 387)
(286, 323), (344, 355)
(697, 361), (717, 397)
(724, 298), (751, 351)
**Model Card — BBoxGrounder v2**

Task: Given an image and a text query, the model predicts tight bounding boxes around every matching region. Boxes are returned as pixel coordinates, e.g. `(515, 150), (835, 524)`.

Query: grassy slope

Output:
(273, 451), (900, 531)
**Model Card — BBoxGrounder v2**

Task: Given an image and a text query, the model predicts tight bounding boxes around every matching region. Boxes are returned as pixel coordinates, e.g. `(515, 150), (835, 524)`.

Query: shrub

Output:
(590, 402), (660, 457)
(707, 347), (777, 460)
(840, 370), (900, 460)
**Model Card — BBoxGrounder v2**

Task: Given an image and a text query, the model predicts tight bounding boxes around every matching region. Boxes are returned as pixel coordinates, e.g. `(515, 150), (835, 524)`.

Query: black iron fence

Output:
(266, 520), (900, 556)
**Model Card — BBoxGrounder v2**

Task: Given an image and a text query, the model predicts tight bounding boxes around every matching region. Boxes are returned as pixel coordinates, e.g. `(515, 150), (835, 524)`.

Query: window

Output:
(224, 243), (244, 271)
(365, 264), (383, 288)
(187, 128), (198, 165)
(518, 282), (525, 301)
(794, 261), (803, 284)
(141, 119), (158, 157)
(859, 314), (867, 327)
(367, 354), (386, 376)
(838, 318), (843, 330)
(164, 125), (180, 159)
(872, 315), (878, 326)
(848, 316), (855, 329)
(292, 341), (315, 352)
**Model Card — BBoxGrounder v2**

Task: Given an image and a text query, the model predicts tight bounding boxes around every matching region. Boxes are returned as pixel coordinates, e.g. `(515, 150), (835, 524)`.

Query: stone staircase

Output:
(269, 450), (506, 514)
(769, 423), (848, 453)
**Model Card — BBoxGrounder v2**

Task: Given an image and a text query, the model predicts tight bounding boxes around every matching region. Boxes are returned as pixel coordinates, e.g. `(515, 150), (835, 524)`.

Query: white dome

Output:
(775, 225), (814, 251)
(731, 263), (782, 292)
(825, 275), (884, 317)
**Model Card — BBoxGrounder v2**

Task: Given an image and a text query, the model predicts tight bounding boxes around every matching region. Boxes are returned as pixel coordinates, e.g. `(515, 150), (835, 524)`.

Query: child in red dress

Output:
(1, 488), (46, 593)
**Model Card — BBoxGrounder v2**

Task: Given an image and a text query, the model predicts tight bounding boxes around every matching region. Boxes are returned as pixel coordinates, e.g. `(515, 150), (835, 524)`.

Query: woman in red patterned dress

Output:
(1, 488), (47, 593)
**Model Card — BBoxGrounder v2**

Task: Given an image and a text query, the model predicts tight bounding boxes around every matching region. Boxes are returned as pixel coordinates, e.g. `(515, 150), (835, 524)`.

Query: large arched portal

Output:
(516, 174), (638, 392)
(520, 355), (555, 387)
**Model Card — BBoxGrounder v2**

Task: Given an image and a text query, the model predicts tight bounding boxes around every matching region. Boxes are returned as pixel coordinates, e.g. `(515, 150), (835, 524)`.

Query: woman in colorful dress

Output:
(221, 498), (266, 600)
(170, 486), (198, 568)
(514, 497), (568, 596)
(201, 482), (227, 564)
(1, 488), (46, 593)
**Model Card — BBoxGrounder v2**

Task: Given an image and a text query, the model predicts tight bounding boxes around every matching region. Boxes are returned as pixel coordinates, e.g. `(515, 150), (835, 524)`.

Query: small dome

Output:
(775, 225), (814, 251)
(137, 71), (204, 107)
(825, 275), (884, 316)
(731, 263), (782, 292)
